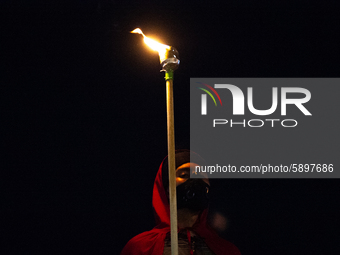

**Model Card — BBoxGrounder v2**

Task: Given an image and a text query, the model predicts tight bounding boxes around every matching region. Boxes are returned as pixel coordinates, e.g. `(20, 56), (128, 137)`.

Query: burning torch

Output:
(131, 28), (180, 255)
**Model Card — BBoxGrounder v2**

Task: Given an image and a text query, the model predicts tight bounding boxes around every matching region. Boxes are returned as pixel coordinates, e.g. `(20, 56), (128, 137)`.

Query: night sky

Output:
(2, 1), (339, 254)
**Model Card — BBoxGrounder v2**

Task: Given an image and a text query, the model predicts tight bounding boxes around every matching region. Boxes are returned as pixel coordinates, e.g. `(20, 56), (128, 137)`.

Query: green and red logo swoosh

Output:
(197, 82), (222, 106)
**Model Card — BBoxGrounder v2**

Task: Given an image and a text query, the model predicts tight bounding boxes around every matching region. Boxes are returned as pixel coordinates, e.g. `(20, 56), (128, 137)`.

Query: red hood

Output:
(152, 156), (209, 230)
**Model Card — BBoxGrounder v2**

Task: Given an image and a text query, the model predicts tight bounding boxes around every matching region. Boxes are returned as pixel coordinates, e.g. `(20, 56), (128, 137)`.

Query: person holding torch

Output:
(121, 150), (241, 255)
(123, 29), (241, 254)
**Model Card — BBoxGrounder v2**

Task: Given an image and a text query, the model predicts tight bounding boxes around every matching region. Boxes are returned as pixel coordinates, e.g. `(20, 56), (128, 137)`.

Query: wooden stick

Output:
(166, 77), (178, 255)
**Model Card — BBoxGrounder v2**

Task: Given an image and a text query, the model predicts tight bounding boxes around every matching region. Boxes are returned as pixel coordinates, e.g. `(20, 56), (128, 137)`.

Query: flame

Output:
(131, 28), (170, 57)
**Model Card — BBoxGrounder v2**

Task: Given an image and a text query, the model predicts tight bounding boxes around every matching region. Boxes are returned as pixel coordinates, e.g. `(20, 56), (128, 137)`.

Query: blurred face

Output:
(176, 162), (210, 187)
(175, 162), (210, 212)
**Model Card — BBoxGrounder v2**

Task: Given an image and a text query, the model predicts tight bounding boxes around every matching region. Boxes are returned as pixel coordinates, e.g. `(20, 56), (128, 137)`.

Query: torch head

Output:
(160, 46), (180, 72)
(131, 28), (180, 72)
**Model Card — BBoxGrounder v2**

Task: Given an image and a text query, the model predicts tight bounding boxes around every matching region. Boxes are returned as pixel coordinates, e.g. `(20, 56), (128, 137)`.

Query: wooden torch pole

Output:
(165, 71), (178, 255)
(130, 27), (180, 254)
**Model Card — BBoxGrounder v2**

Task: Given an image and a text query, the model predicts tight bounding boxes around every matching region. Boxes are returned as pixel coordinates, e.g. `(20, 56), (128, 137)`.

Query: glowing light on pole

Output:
(131, 28), (180, 255)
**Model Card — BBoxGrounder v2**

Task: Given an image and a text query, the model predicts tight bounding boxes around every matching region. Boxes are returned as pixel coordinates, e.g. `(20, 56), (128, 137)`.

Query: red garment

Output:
(121, 156), (241, 255)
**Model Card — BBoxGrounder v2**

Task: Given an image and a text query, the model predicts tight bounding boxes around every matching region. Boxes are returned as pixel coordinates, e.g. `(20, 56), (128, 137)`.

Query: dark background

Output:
(2, 1), (339, 254)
